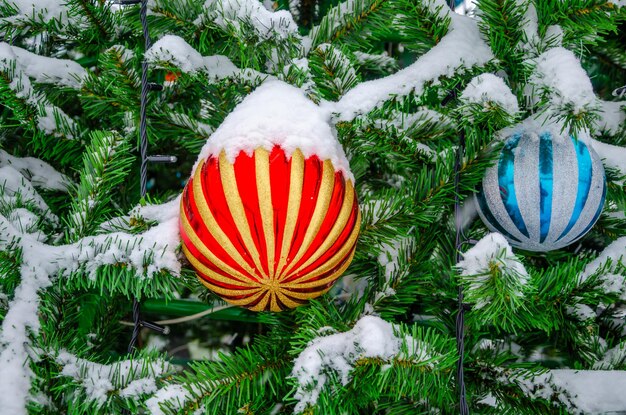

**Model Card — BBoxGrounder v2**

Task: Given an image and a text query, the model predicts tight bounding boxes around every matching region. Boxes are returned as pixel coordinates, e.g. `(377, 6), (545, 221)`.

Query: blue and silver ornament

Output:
(475, 131), (606, 252)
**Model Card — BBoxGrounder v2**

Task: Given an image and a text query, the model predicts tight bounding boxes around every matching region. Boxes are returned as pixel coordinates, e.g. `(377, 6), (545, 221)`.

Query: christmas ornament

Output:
(179, 81), (360, 311)
(476, 131), (606, 252)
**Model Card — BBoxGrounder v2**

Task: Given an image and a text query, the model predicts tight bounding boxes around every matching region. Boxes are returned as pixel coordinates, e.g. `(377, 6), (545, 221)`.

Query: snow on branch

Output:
(0, 165), (59, 224)
(519, 369), (626, 413)
(0, 149), (71, 192)
(595, 100), (626, 135)
(580, 237), (626, 294)
(457, 233), (528, 310)
(291, 315), (439, 412)
(145, 35), (271, 83)
(10, 45), (86, 88)
(197, 0), (298, 40)
(330, 3), (493, 121)
(0, 198), (181, 414)
(0, 43), (78, 138)
(527, 47), (598, 113)
(591, 138), (626, 177)
(460, 74), (520, 116)
(56, 351), (172, 405)
(1, 0), (69, 24)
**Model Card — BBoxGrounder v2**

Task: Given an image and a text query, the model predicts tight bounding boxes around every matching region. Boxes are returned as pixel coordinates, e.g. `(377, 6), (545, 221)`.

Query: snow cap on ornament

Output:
(181, 81), (360, 312)
(475, 123), (606, 252)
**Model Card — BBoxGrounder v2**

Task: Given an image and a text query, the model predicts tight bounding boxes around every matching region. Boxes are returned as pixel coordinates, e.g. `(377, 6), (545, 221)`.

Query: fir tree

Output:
(1, 0), (626, 414)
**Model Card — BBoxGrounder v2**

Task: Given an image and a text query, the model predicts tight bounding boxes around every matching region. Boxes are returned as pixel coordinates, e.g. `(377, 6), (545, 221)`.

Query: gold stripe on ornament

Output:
(197, 278), (266, 306)
(280, 159), (335, 280)
(270, 292), (280, 312)
(255, 148), (276, 279)
(219, 151), (266, 276)
(275, 149), (305, 277)
(288, 179), (356, 278)
(181, 208), (257, 286)
(282, 209), (361, 286)
(191, 159), (259, 279)
(283, 243), (357, 292)
(249, 291), (271, 312)
(182, 244), (261, 289)
(275, 290), (302, 309)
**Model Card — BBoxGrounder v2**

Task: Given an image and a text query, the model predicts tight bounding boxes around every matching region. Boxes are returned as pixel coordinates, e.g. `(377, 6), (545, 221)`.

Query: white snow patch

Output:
(0, 165), (58, 223)
(146, 384), (194, 415)
(57, 351), (170, 404)
(196, 80), (353, 181)
(457, 233), (528, 309)
(11, 45), (86, 88)
(198, 0), (298, 40)
(591, 138), (626, 176)
(331, 4), (493, 121)
(2, 0), (69, 23)
(291, 315), (433, 412)
(0, 150), (71, 192)
(527, 48), (597, 112)
(0, 199), (181, 414)
(523, 370), (626, 413)
(460, 74), (519, 115)
(146, 35), (270, 83)
(596, 100), (626, 135)
(0, 43), (77, 137)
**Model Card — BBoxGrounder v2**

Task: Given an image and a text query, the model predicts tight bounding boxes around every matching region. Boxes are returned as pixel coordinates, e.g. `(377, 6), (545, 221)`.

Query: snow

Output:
(520, 2), (539, 47)
(0, 43), (77, 138)
(330, 4), (494, 121)
(11, 45), (86, 88)
(596, 100), (626, 135)
(145, 384), (193, 415)
(591, 138), (626, 176)
(0, 149), (71, 192)
(522, 370), (626, 413)
(2, 0), (69, 23)
(196, 80), (354, 181)
(0, 165), (59, 223)
(353, 50), (397, 73)
(581, 237), (626, 283)
(457, 233), (528, 309)
(566, 304), (596, 321)
(146, 35), (270, 83)
(594, 343), (626, 370)
(56, 351), (170, 404)
(527, 48), (597, 112)
(460, 74), (519, 115)
(291, 315), (433, 412)
(198, 0), (298, 40)
(145, 35), (205, 73)
(0, 198), (181, 414)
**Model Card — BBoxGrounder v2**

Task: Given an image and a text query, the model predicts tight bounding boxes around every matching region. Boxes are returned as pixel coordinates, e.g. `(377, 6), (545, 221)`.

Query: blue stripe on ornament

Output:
(570, 179), (606, 243)
(557, 137), (593, 241)
(498, 134), (530, 238)
(476, 189), (522, 243)
(538, 133), (554, 243)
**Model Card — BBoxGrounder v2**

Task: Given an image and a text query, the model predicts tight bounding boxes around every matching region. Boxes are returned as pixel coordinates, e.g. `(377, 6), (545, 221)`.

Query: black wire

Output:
(454, 131), (470, 415)
(447, 1), (469, 413)
(127, 0), (152, 354)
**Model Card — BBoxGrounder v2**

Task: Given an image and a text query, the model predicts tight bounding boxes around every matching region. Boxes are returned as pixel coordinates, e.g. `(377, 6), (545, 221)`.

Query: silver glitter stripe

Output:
(515, 134), (541, 241)
(545, 136), (579, 244)
(559, 145), (605, 246)
(480, 160), (529, 242)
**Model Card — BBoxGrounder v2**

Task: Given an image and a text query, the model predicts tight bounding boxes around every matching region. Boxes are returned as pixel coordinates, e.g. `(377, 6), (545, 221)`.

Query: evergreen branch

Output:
(65, 131), (134, 241)
(309, 0), (389, 48)
(392, 0), (451, 55)
(309, 43), (360, 101)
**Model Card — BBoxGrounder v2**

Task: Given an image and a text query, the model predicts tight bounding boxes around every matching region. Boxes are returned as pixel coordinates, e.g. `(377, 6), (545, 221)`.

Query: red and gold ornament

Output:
(180, 145), (360, 312)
